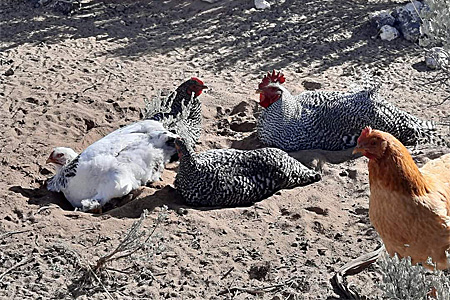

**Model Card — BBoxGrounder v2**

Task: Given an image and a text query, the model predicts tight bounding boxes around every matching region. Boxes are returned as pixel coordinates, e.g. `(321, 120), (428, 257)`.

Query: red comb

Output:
(191, 77), (204, 86)
(358, 126), (372, 143)
(258, 70), (286, 89)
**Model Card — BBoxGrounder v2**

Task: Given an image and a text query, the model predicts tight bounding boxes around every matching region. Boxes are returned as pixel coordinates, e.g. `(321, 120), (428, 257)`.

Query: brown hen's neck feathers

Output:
(368, 139), (431, 197)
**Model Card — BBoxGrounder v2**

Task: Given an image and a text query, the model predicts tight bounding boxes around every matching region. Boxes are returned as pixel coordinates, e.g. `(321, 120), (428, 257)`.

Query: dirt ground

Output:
(1, 0), (449, 299)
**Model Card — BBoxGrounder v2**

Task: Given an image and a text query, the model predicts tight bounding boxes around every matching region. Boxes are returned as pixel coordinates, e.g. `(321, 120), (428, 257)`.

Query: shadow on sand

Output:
(1, 0), (417, 73)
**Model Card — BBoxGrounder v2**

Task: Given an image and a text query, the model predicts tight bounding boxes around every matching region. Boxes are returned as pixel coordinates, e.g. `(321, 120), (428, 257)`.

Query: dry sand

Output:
(1, 0), (449, 299)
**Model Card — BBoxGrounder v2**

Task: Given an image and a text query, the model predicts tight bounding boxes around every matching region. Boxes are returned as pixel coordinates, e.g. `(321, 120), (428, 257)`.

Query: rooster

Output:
(145, 77), (207, 146)
(256, 70), (446, 152)
(354, 127), (450, 269)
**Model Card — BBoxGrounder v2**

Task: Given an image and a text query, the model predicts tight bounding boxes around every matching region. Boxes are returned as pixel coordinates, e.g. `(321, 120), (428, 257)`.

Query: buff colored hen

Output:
(354, 127), (450, 269)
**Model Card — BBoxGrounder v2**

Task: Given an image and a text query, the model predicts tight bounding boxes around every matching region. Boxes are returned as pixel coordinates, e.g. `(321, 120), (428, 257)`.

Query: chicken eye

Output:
(56, 153), (64, 158)
(370, 140), (377, 146)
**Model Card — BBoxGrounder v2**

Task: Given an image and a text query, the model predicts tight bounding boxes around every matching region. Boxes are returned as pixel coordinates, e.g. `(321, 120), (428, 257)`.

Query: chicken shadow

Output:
(105, 185), (181, 218)
(8, 185), (74, 211)
(106, 184), (264, 218)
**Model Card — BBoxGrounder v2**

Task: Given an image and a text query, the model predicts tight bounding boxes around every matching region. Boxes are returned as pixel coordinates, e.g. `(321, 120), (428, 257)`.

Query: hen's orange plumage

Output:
(354, 127), (450, 269)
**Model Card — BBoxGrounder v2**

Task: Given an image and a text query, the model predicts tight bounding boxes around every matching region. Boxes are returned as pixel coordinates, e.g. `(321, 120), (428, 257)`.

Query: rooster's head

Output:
(256, 70), (285, 108)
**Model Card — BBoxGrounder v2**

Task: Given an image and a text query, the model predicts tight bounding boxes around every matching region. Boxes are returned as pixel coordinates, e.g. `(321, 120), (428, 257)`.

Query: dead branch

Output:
(221, 266), (235, 280)
(331, 245), (385, 300)
(87, 264), (115, 300)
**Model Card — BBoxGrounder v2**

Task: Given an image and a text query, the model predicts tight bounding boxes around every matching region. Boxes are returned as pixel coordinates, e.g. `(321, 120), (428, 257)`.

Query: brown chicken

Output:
(354, 127), (450, 269)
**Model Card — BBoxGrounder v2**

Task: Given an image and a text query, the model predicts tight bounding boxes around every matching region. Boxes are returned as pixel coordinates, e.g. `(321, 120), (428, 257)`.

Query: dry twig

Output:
(331, 245), (385, 300)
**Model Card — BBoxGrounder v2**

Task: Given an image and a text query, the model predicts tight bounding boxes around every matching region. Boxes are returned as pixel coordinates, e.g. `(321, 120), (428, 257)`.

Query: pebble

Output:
(379, 25), (399, 41)
(425, 47), (449, 70)
(255, 0), (270, 10)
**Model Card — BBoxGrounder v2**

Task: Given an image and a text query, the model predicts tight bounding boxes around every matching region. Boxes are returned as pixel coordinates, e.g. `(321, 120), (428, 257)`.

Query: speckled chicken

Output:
(174, 138), (321, 206)
(256, 70), (446, 151)
(145, 78), (207, 146)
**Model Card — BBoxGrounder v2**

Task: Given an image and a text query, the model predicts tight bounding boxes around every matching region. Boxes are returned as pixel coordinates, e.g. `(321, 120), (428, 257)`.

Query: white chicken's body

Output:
(47, 120), (177, 211)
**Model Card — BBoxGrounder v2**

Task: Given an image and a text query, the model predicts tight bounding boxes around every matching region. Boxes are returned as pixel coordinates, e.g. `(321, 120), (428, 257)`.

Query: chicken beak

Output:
(201, 85), (208, 89)
(46, 157), (54, 164)
(352, 146), (364, 155)
(255, 89), (263, 94)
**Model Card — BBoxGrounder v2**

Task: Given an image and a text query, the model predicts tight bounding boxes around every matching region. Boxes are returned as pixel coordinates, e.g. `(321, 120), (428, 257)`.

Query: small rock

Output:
(393, 4), (421, 42)
(425, 47), (449, 70)
(318, 248), (327, 256)
(291, 242), (299, 247)
(4, 68), (14, 76)
(379, 25), (399, 41)
(255, 0), (270, 10)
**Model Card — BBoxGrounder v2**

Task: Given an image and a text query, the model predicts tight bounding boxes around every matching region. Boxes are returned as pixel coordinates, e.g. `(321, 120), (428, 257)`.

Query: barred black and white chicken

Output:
(174, 138), (321, 207)
(256, 70), (446, 152)
(145, 77), (207, 146)
(46, 120), (177, 212)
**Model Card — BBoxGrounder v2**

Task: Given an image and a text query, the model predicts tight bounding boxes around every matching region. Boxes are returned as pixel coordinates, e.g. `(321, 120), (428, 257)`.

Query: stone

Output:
(425, 47), (449, 70)
(255, 0), (270, 10)
(392, 3), (422, 42)
(379, 25), (400, 41)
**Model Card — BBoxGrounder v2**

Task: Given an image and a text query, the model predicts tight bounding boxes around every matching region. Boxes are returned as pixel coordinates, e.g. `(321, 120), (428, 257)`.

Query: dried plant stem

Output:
(94, 208), (165, 271)
(87, 264), (115, 300)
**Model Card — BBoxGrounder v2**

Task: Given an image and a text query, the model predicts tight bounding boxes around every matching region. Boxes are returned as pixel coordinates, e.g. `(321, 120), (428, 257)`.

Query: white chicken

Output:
(46, 120), (177, 212)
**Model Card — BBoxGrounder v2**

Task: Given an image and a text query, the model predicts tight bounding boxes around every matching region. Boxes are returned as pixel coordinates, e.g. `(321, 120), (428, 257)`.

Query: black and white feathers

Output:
(47, 120), (177, 211)
(256, 71), (447, 152)
(144, 78), (207, 147)
(174, 138), (321, 207)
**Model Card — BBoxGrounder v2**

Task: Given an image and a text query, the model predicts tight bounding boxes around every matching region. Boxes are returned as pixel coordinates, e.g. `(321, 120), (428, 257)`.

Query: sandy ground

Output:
(1, 0), (449, 299)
